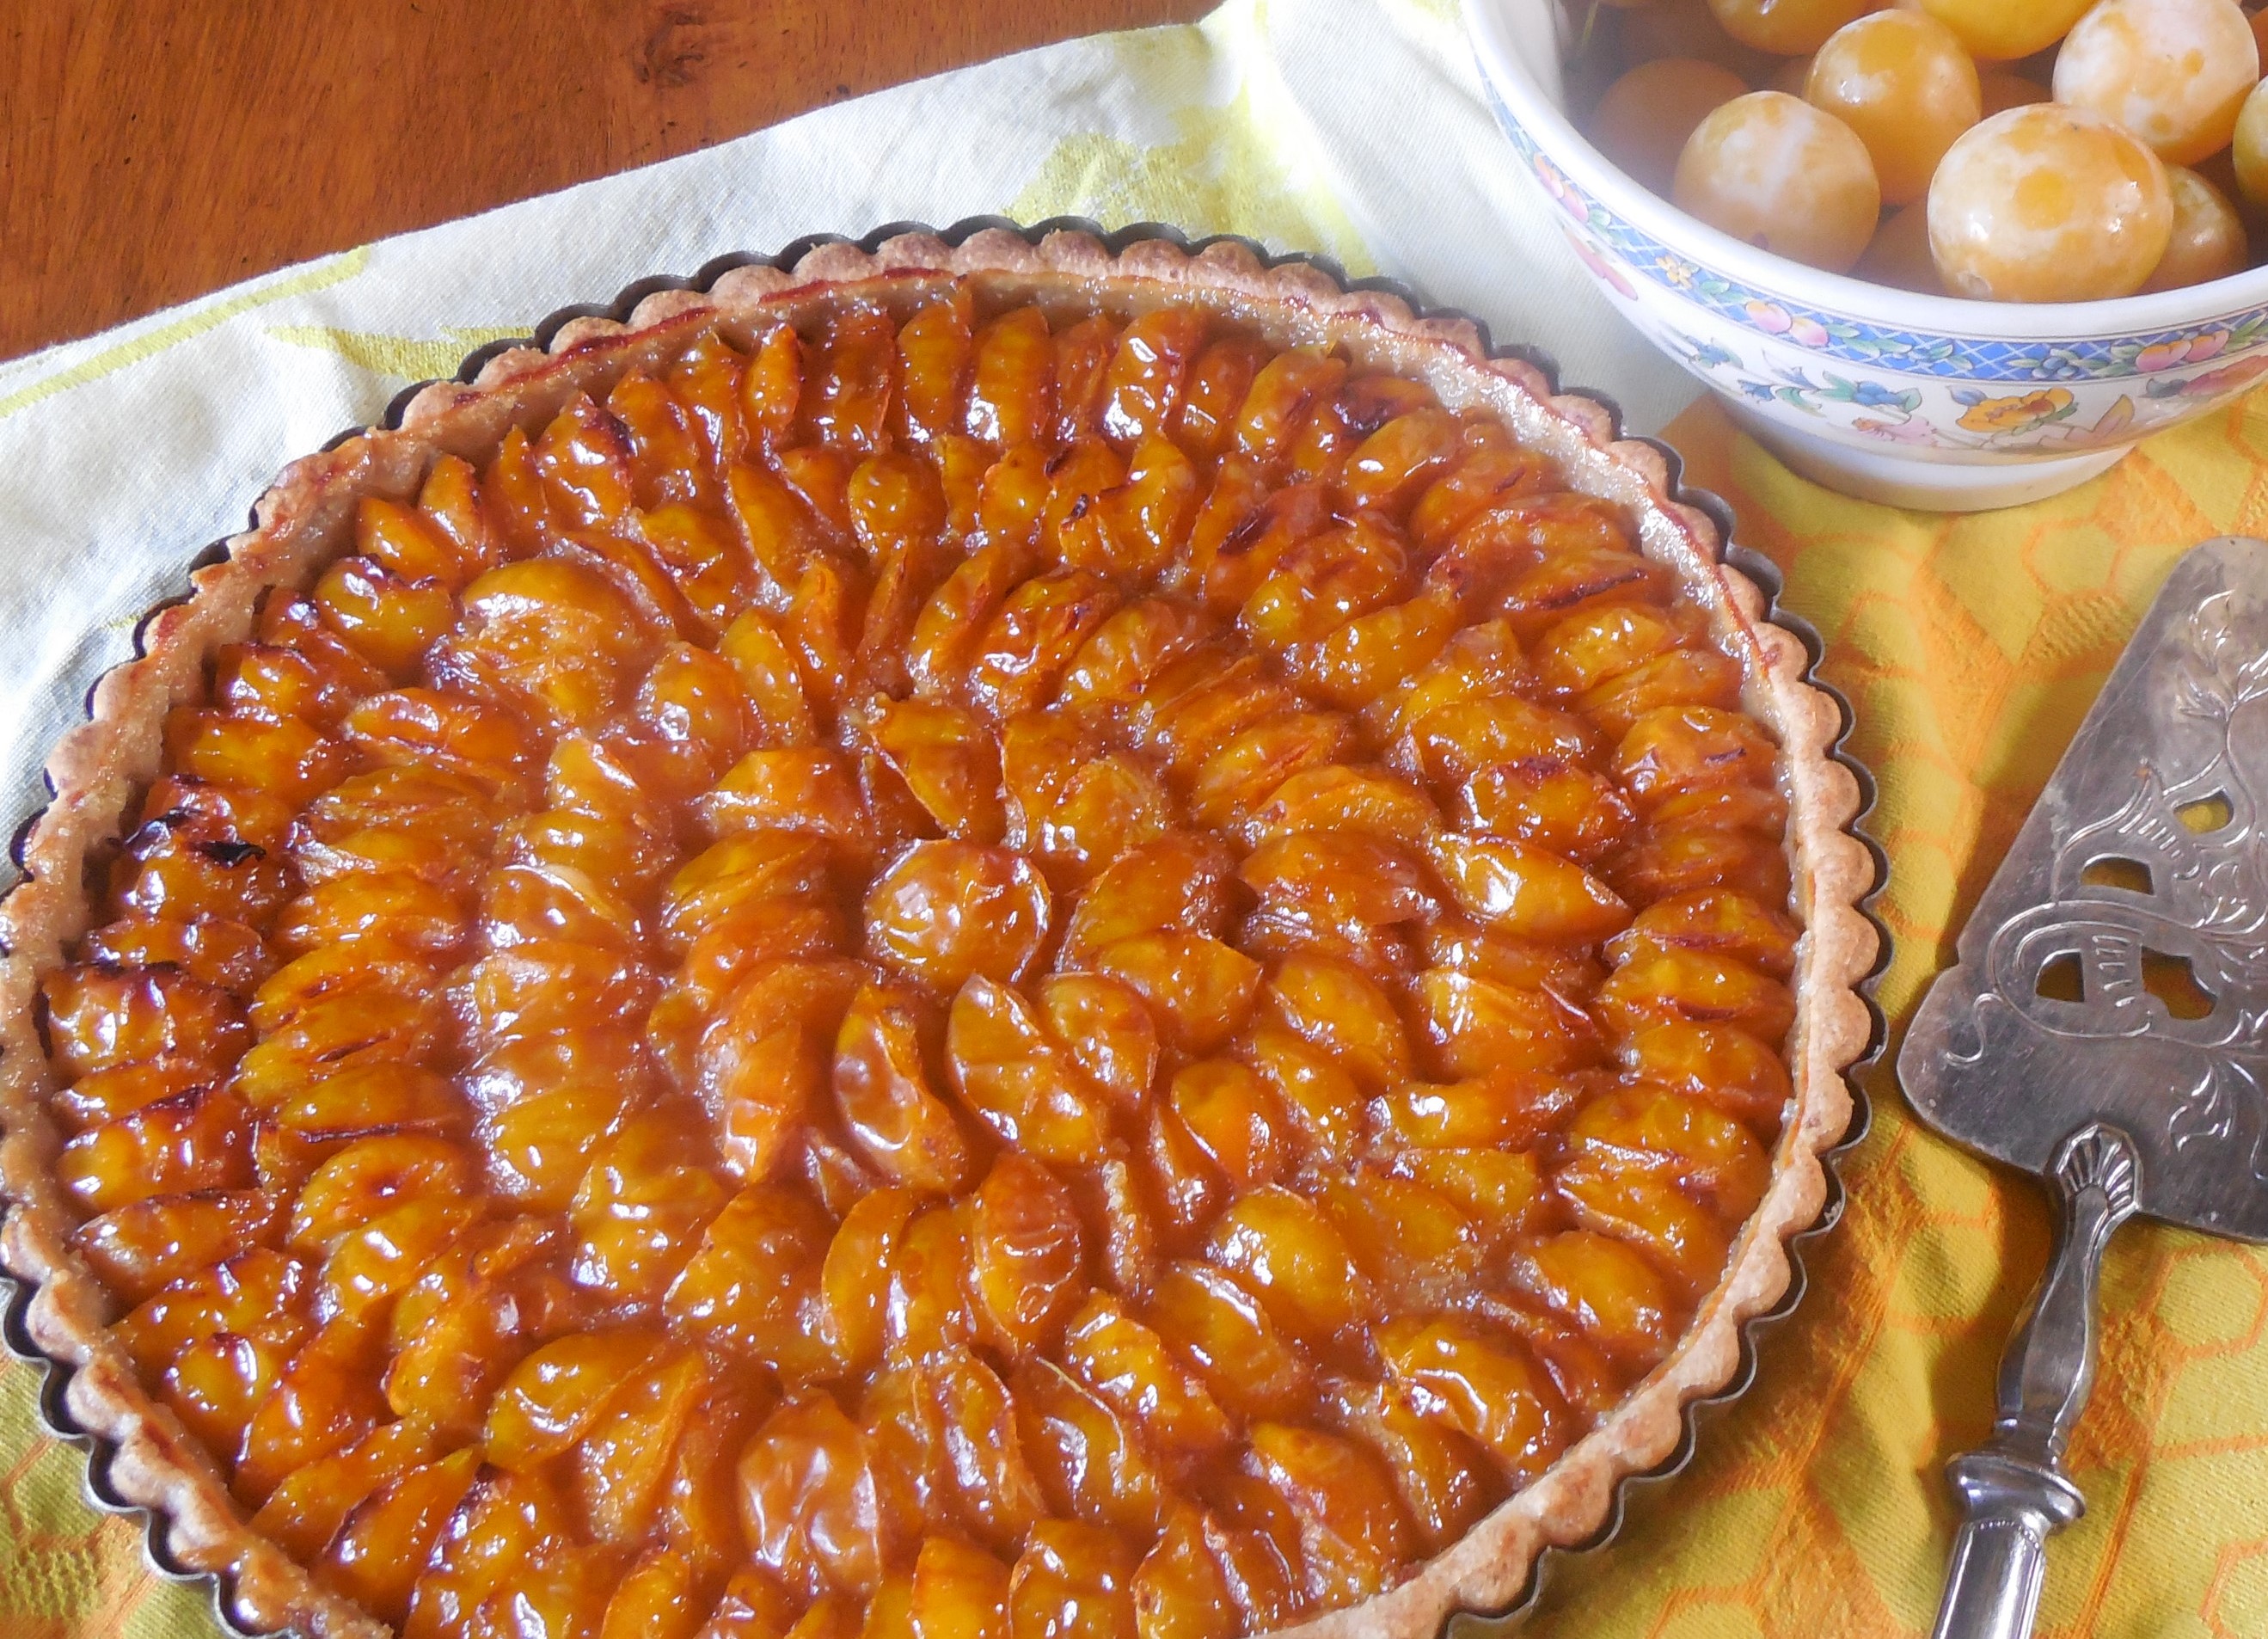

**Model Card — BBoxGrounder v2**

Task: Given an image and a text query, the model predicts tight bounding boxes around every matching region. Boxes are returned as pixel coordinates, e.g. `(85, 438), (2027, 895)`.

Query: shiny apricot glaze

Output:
(37, 285), (1797, 1638)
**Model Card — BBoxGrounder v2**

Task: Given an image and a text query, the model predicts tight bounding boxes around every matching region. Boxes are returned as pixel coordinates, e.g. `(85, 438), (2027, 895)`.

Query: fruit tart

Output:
(0, 227), (1877, 1639)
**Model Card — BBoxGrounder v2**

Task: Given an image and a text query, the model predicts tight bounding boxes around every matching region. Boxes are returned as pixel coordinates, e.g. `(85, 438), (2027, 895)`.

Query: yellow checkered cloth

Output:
(5, 2), (2268, 1634)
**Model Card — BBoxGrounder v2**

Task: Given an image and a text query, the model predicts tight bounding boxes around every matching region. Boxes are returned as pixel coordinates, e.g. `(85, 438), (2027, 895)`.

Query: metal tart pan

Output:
(2, 215), (1889, 1637)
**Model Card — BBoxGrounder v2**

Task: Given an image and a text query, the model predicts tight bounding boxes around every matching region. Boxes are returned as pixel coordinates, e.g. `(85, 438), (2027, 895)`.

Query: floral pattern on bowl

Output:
(1466, 0), (2268, 507)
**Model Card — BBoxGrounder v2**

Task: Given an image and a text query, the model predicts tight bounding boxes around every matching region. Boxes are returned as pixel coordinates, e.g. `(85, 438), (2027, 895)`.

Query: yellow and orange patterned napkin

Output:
(5, 0), (2268, 1634)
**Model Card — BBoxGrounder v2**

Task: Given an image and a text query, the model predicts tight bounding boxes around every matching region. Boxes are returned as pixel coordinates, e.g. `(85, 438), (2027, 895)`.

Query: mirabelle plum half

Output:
(39, 279), (1802, 1639)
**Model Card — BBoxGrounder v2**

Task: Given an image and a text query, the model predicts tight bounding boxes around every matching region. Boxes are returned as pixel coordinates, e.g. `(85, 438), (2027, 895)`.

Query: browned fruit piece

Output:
(1051, 315), (1122, 446)
(1290, 584), (1462, 713)
(1325, 1378), (1499, 1554)
(1199, 1479), (1308, 1614)
(1010, 1519), (1139, 1639)
(456, 940), (661, 1049)
(967, 1151), (1087, 1357)
(1595, 944), (1795, 1044)
(1015, 1359), (1168, 1538)
(665, 1185), (831, 1378)
(599, 1545), (708, 1639)
(81, 911), (270, 995)
(1064, 436), (1200, 583)
(1234, 349), (1349, 463)
(1615, 704), (1778, 804)
(833, 981), (972, 1194)
(967, 568), (1121, 721)
(910, 1533), (1012, 1639)
(1035, 975), (1158, 1110)
(1508, 1230), (1682, 1366)
(1089, 932), (1261, 1055)
(251, 1415), (439, 1561)
(867, 841), (1051, 991)
(1458, 757), (1634, 864)
(1204, 1187), (1371, 1346)
(573, 1347), (709, 1547)
(1246, 1421), (1410, 1605)
(1132, 1506), (1239, 1639)
(42, 965), (250, 1080)
(321, 1446), (480, 1625)
(56, 1090), (254, 1214)
(1057, 599), (1211, 712)
(114, 1246), (310, 1378)
(946, 975), (1113, 1165)
(75, 1190), (282, 1304)
(1063, 1291), (1235, 1460)
(739, 1392), (916, 1600)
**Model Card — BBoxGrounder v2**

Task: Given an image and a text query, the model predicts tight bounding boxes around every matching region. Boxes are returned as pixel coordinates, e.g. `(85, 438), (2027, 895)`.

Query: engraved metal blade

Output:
(1901, 534), (2268, 1243)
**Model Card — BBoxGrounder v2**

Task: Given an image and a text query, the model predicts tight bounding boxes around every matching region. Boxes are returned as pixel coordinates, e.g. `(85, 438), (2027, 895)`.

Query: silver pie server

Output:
(1900, 536), (2268, 1639)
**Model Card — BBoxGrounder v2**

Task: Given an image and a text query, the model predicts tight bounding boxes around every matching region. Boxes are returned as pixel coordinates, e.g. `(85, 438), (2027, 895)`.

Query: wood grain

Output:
(0, 0), (1211, 362)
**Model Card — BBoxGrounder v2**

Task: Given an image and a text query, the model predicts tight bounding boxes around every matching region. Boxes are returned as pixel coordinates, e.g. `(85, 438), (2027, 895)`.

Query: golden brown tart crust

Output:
(0, 227), (1876, 1638)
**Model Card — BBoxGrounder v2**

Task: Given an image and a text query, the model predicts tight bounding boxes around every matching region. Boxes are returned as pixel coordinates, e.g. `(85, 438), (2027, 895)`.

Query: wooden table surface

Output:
(0, 0), (1212, 363)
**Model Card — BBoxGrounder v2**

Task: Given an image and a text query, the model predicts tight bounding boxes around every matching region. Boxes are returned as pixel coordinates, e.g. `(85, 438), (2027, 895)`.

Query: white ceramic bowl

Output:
(1465, 0), (2268, 510)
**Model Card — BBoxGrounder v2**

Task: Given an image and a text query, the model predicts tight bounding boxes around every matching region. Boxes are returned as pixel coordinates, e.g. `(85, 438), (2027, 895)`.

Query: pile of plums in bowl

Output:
(1583, 0), (2265, 299)
(1466, 0), (2268, 509)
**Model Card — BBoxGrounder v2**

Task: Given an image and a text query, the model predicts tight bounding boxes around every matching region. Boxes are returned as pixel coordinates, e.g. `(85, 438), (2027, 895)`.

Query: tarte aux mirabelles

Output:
(0, 228), (1873, 1639)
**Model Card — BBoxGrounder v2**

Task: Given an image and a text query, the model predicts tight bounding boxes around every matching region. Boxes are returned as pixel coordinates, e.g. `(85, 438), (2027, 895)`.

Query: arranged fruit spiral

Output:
(34, 282), (1798, 1638)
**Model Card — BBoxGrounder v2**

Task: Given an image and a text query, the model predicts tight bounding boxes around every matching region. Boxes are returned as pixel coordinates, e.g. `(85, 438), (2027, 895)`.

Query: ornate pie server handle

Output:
(1931, 1123), (2142, 1639)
